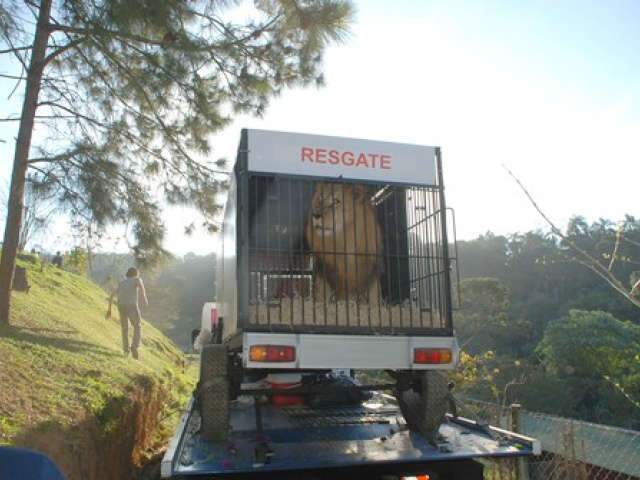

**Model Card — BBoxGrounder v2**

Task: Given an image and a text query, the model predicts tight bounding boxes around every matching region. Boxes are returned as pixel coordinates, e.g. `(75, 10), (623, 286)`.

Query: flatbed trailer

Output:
(162, 389), (540, 479)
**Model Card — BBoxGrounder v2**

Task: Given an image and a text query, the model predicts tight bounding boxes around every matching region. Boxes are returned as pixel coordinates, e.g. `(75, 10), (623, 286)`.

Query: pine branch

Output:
(43, 36), (86, 66)
(28, 164), (91, 219)
(37, 100), (104, 127)
(184, 6), (281, 47)
(50, 24), (168, 47)
(28, 146), (87, 164)
(0, 0), (350, 264)
(35, 99), (227, 183)
(55, 43), (198, 177)
(93, 40), (208, 171)
(54, 42), (210, 180)
(118, 38), (193, 90)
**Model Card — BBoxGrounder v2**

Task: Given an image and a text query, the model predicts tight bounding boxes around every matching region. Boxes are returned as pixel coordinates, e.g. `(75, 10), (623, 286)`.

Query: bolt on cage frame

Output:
(233, 131), (456, 337)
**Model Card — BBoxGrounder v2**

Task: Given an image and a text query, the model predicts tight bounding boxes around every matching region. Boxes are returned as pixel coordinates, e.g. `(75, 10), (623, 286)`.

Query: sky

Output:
(1, 0), (640, 255)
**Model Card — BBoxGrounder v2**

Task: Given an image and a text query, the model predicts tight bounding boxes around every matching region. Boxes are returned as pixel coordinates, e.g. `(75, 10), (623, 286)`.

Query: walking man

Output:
(107, 267), (148, 359)
(51, 251), (63, 268)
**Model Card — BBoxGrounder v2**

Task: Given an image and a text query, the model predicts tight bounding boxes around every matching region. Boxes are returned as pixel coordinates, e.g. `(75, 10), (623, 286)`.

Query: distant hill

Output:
(0, 254), (195, 479)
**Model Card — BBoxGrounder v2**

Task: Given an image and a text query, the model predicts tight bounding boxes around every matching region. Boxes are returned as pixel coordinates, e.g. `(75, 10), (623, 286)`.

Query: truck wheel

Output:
(199, 344), (229, 442)
(395, 371), (449, 445)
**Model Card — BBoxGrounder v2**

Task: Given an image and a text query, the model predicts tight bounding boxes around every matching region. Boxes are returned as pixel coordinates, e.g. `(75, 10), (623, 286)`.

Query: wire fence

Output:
(459, 398), (640, 480)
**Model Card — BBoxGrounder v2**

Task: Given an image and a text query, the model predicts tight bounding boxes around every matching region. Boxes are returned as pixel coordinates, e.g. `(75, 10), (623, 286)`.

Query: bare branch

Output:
(7, 76), (23, 100)
(602, 374), (640, 410)
(1, 31), (29, 71)
(0, 45), (32, 54)
(608, 224), (623, 272)
(0, 73), (26, 80)
(622, 237), (640, 249)
(504, 165), (640, 310)
(0, 115), (74, 122)
(22, 0), (40, 12)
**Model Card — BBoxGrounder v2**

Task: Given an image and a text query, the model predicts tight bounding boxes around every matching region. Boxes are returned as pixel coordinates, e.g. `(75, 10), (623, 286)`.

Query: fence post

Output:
(510, 403), (530, 480)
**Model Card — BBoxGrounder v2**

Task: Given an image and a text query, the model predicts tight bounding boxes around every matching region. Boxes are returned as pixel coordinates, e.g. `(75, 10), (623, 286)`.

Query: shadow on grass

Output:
(19, 326), (78, 335)
(0, 325), (120, 358)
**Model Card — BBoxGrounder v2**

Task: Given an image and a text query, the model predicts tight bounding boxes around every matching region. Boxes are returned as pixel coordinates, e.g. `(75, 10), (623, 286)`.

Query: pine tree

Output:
(0, 0), (354, 324)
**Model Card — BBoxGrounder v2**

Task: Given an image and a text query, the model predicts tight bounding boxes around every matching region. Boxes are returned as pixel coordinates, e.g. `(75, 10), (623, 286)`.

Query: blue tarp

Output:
(0, 446), (65, 480)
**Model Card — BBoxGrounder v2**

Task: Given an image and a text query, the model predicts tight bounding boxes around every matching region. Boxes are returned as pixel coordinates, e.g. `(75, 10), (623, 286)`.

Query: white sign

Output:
(246, 129), (438, 185)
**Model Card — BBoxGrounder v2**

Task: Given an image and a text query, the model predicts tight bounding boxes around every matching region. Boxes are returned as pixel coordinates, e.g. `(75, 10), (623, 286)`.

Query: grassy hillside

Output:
(0, 254), (195, 450)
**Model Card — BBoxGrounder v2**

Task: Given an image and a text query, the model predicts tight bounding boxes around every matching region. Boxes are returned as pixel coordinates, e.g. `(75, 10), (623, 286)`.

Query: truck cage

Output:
(228, 131), (459, 337)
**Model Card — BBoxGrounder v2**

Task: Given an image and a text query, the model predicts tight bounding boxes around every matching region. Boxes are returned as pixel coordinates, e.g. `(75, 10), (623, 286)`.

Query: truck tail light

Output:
(210, 307), (218, 329)
(250, 345), (296, 363)
(414, 348), (452, 364)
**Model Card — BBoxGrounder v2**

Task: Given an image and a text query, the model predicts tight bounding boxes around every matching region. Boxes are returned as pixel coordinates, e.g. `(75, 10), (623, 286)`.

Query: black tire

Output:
(199, 344), (229, 442)
(395, 371), (449, 445)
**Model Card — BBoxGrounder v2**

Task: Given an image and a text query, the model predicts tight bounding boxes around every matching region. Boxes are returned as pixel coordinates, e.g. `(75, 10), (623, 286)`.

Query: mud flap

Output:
(198, 344), (229, 442)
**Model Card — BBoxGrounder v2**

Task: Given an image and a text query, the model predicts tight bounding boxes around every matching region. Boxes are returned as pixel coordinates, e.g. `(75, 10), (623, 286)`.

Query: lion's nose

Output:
(313, 213), (322, 220)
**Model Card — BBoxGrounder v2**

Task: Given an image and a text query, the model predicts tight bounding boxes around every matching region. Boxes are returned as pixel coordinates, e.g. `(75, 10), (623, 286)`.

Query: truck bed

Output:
(161, 391), (540, 478)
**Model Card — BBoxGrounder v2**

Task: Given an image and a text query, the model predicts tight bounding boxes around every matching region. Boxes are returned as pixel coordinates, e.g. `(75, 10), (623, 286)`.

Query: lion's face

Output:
(308, 183), (356, 237)
(306, 182), (383, 300)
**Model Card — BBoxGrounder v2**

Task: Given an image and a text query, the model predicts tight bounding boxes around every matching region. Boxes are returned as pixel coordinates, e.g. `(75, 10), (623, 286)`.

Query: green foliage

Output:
(513, 370), (582, 417)
(457, 216), (640, 427)
(455, 278), (508, 353)
(537, 310), (640, 379)
(455, 278), (531, 356)
(537, 310), (640, 428)
(64, 246), (89, 276)
(451, 351), (501, 401)
(2, 0), (354, 263)
(459, 217), (640, 346)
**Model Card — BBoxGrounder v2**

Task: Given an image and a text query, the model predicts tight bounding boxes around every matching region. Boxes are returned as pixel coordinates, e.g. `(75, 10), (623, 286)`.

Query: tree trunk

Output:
(0, 0), (52, 325)
(86, 224), (93, 276)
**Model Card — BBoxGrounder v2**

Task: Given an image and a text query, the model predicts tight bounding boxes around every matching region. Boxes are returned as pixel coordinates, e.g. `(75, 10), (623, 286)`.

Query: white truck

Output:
(167, 130), (540, 479)
(194, 129), (461, 443)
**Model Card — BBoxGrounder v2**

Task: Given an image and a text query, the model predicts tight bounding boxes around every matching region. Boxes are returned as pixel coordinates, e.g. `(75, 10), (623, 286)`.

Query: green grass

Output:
(0, 254), (196, 444)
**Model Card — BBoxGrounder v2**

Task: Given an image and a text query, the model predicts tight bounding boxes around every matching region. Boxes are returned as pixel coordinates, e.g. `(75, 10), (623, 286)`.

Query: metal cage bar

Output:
(241, 173), (453, 336)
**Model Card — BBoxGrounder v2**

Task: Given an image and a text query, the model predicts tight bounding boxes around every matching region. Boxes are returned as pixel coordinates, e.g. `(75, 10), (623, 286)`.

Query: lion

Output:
(305, 182), (383, 305)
